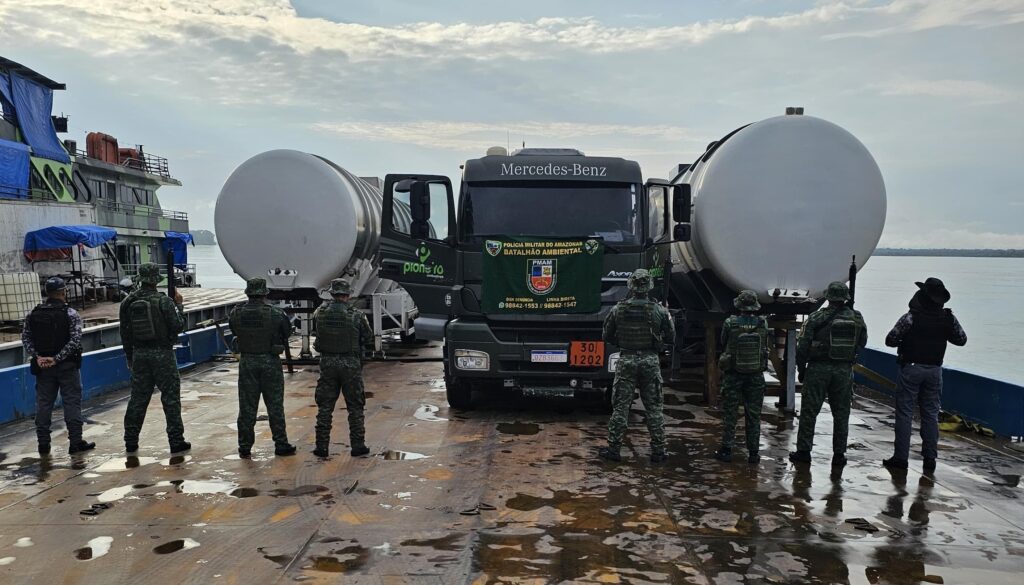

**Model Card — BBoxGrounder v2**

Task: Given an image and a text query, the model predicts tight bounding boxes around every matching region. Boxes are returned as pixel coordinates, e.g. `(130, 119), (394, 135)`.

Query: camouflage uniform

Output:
(716, 290), (772, 461)
(313, 279), (372, 456)
(601, 269), (675, 462)
(119, 264), (188, 451)
(228, 278), (293, 454)
(792, 282), (868, 464)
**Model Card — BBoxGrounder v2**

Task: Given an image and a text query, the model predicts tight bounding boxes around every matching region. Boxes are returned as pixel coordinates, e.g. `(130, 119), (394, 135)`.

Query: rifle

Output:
(848, 255), (857, 309)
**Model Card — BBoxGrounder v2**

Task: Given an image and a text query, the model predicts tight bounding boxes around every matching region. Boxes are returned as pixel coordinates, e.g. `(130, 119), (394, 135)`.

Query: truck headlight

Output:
(454, 349), (490, 371)
(608, 352), (621, 373)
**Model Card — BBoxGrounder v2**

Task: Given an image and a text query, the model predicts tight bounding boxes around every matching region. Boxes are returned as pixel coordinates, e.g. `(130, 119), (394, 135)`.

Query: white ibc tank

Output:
(673, 114), (886, 301)
(215, 150), (391, 293)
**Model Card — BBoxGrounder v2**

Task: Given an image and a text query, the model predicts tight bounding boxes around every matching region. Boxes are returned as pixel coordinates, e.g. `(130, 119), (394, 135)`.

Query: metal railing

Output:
(99, 200), (188, 221)
(120, 263), (198, 287)
(75, 148), (173, 180)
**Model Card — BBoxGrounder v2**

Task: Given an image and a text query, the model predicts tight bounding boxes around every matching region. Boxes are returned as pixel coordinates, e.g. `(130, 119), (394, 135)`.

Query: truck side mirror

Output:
(672, 184), (691, 223)
(410, 181), (432, 223)
(673, 223), (691, 242)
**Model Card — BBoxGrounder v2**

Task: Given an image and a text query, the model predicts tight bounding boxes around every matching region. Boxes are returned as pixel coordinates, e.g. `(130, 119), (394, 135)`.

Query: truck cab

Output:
(379, 147), (690, 408)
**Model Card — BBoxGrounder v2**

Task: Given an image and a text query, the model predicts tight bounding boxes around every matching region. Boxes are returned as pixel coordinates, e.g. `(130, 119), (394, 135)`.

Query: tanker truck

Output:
(377, 147), (691, 409)
(214, 150), (420, 357)
(668, 109), (886, 313)
(666, 109), (886, 409)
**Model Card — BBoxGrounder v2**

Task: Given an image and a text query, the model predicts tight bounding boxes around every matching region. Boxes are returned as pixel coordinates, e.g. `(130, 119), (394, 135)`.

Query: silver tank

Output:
(671, 114), (887, 305)
(215, 149), (411, 295)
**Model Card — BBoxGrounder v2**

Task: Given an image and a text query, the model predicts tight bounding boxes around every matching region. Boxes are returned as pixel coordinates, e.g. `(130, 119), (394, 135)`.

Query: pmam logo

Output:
(527, 259), (556, 295)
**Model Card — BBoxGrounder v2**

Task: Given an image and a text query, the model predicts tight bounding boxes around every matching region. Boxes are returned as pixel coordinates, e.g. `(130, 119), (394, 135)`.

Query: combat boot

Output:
(38, 443), (51, 456)
(275, 444), (297, 456)
(832, 454), (848, 467)
(238, 448), (251, 459)
(747, 453), (760, 464)
(69, 440), (96, 454)
(788, 450), (811, 464)
(350, 442), (370, 457)
(713, 448), (732, 463)
(923, 458), (937, 473)
(313, 444), (329, 458)
(882, 457), (908, 470)
(650, 450), (669, 464)
(598, 446), (622, 462)
(169, 441), (191, 454)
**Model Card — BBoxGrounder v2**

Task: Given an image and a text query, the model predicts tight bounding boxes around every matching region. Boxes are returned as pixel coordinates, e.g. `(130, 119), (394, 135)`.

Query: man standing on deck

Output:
(312, 279), (372, 458)
(790, 281), (867, 467)
(119, 263), (190, 454)
(22, 277), (95, 456)
(599, 269), (675, 464)
(882, 278), (967, 472)
(228, 278), (296, 458)
(714, 290), (772, 464)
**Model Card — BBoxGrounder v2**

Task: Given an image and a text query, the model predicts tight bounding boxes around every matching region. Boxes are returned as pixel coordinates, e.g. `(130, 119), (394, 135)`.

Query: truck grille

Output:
(490, 325), (602, 344)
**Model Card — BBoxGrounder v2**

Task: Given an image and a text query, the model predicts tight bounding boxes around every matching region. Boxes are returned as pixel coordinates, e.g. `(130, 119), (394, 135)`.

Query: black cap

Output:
(915, 277), (950, 305)
(44, 276), (66, 293)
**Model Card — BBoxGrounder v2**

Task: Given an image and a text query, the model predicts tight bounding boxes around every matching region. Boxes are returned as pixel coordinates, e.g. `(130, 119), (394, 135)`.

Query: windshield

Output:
(460, 182), (642, 245)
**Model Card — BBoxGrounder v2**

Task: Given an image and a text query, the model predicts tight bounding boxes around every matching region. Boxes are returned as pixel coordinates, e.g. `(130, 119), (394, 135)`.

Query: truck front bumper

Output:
(445, 319), (617, 396)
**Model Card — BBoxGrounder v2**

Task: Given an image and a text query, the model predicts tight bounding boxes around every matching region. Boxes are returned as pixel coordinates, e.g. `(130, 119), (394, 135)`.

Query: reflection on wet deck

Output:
(0, 342), (1021, 583)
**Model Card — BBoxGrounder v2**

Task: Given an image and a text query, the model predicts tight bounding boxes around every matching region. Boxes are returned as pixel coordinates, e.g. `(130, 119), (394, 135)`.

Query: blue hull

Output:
(0, 325), (230, 425)
(857, 347), (1024, 437)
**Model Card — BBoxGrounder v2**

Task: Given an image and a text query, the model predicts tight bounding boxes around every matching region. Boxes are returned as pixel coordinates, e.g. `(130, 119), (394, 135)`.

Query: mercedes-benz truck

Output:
(378, 147), (690, 408)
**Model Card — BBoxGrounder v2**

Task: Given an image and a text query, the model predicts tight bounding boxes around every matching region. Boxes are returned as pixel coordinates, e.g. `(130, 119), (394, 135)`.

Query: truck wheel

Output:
(446, 377), (473, 410)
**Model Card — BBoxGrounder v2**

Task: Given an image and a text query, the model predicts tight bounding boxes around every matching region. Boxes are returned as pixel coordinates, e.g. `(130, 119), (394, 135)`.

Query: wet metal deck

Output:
(0, 343), (1022, 583)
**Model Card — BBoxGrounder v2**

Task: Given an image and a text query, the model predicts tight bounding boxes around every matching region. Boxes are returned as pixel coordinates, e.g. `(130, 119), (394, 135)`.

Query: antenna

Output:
(506, 130), (510, 152)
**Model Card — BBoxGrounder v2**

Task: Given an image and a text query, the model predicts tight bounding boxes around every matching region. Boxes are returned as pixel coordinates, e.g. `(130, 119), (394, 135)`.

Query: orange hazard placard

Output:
(569, 341), (605, 367)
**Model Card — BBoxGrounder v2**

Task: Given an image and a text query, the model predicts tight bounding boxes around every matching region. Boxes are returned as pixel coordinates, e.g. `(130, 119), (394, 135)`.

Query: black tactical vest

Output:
(615, 299), (661, 351)
(234, 304), (278, 354)
(899, 311), (953, 366)
(28, 303), (70, 357)
(315, 302), (359, 355)
(128, 293), (167, 343)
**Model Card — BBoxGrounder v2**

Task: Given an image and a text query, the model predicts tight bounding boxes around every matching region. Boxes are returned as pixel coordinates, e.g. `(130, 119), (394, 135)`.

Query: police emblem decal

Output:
(584, 239), (600, 255)
(527, 259), (556, 295)
(485, 240), (503, 257)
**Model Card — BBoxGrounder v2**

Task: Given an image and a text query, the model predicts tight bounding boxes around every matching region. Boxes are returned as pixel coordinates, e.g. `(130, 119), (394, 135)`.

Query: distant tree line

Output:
(875, 248), (1024, 258)
(191, 229), (217, 245)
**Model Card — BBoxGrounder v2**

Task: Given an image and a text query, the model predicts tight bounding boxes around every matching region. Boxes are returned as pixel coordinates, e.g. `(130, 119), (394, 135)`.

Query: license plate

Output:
(531, 350), (568, 363)
(570, 341), (605, 367)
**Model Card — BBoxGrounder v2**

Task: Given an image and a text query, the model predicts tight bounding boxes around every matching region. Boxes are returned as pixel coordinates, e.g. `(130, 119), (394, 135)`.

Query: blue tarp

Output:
(0, 72), (13, 119)
(0, 138), (29, 199)
(163, 231), (194, 269)
(9, 72), (69, 163)
(24, 225), (117, 252)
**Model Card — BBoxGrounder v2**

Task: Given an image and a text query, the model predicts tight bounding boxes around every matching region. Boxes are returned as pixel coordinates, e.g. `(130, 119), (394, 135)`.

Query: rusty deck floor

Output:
(0, 343), (1022, 584)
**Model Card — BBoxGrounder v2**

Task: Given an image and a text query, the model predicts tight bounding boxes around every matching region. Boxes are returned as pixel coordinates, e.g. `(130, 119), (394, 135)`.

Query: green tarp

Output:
(481, 237), (604, 314)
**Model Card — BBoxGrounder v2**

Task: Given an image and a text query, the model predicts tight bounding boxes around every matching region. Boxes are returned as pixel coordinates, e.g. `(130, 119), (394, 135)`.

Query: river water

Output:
(189, 246), (1024, 385)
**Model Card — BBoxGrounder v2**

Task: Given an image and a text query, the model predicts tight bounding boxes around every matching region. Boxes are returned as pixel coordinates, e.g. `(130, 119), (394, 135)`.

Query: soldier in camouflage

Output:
(599, 269), (675, 464)
(119, 263), (190, 453)
(312, 279), (373, 458)
(714, 290), (772, 464)
(228, 278), (295, 458)
(790, 281), (867, 467)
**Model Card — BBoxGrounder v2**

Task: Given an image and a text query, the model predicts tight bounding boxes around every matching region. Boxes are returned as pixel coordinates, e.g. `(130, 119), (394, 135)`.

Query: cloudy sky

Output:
(1, 0), (1022, 247)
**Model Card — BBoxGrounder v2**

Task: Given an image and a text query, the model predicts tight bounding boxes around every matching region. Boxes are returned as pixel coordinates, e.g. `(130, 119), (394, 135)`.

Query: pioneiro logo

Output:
(403, 242), (444, 277)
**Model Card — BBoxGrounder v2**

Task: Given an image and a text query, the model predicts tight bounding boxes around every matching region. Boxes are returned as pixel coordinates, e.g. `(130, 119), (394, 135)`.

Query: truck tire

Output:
(445, 377), (473, 410)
